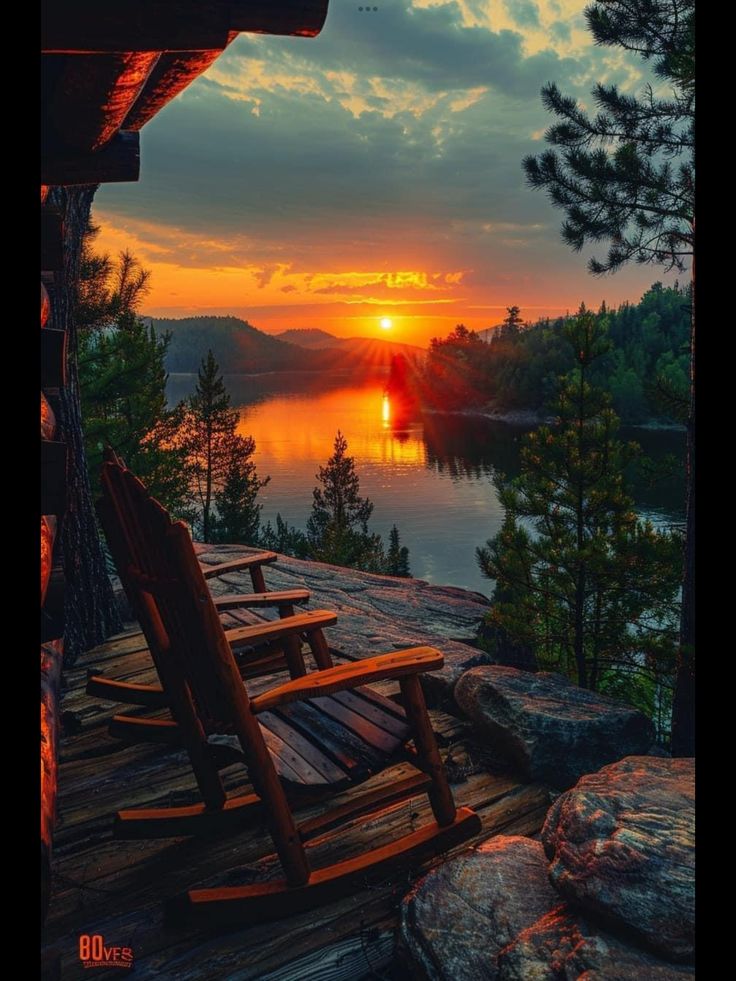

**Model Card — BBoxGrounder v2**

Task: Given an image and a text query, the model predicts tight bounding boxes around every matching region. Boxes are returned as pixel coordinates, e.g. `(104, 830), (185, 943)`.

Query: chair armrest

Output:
(214, 589), (310, 611)
(199, 552), (278, 579)
(250, 647), (444, 713)
(223, 609), (337, 650)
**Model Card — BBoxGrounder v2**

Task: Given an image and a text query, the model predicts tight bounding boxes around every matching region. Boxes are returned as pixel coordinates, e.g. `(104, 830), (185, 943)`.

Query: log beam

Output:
(41, 131), (140, 186)
(42, 2), (329, 53)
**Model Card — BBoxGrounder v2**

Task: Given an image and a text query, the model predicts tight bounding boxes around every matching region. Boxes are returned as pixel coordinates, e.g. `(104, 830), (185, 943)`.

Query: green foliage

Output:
(477, 307), (681, 739)
(306, 431), (384, 570)
(76, 239), (189, 515)
(211, 435), (269, 545)
(259, 514), (311, 559)
(420, 283), (690, 423)
(386, 525), (411, 578)
(175, 351), (268, 543)
(522, 0), (694, 274)
(421, 325), (493, 410)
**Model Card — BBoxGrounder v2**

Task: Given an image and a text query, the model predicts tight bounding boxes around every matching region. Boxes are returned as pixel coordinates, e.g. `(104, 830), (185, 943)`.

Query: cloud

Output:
(94, 0), (672, 341)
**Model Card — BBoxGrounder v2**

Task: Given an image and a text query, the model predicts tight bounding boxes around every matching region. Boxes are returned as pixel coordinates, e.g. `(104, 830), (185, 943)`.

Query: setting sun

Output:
(380, 317), (393, 330)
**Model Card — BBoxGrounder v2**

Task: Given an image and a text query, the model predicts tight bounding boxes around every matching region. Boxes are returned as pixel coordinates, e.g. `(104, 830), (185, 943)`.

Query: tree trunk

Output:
(671, 257), (695, 757)
(48, 186), (123, 660)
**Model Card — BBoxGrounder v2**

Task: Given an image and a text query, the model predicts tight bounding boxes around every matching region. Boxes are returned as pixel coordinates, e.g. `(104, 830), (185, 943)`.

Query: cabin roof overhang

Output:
(41, 1), (330, 186)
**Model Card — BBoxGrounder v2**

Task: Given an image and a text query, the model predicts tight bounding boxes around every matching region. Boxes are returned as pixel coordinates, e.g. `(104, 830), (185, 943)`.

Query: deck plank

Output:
(42, 623), (549, 978)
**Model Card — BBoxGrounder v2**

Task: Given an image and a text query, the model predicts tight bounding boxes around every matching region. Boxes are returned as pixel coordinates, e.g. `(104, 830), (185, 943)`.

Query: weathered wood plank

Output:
(42, 2), (329, 53)
(41, 639), (64, 923)
(42, 131), (140, 186)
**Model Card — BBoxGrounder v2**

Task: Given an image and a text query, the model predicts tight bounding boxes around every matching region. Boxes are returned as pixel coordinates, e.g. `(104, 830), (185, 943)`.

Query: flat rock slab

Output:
(455, 666), (655, 788)
(399, 836), (559, 980)
(195, 544), (491, 701)
(542, 756), (695, 963)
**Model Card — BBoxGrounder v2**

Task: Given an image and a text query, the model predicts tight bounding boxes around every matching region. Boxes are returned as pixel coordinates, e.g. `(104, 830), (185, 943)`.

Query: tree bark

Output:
(671, 252), (695, 757)
(48, 185), (123, 660)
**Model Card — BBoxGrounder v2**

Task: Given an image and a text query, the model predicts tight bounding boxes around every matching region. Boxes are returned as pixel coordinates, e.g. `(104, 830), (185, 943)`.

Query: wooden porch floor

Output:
(42, 615), (550, 980)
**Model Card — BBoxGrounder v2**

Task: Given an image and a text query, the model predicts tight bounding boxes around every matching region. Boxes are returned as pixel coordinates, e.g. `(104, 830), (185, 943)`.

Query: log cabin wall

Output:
(40, 0), (331, 932)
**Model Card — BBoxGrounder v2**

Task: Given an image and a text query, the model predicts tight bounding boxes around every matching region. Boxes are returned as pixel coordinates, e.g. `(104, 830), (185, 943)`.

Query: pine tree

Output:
(76, 240), (189, 515)
(259, 513), (310, 559)
(307, 431), (386, 571)
(477, 308), (681, 731)
(497, 305), (525, 340)
(522, 0), (695, 754)
(211, 436), (269, 545)
(177, 351), (267, 542)
(386, 525), (411, 578)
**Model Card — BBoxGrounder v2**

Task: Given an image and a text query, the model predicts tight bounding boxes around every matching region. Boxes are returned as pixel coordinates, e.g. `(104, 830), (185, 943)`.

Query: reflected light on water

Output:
(236, 383), (426, 469)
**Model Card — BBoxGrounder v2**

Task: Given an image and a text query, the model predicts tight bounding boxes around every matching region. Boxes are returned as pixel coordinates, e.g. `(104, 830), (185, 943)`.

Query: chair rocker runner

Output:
(105, 466), (481, 919)
(87, 454), (312, 710)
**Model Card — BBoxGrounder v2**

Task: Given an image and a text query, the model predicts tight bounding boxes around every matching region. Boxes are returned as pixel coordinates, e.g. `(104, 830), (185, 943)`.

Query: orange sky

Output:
(93, 2), (680, 349)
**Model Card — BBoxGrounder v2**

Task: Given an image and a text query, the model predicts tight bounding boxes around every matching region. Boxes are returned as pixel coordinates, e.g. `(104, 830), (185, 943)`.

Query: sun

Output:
(379, 317), (393, 330)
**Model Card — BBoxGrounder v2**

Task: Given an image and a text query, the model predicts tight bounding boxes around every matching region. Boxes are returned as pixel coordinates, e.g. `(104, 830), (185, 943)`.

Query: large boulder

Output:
(542, 756), (695, 962)
(454, 666), (655, 788)
(399, 836), (558, 980)
(498, 905), (695, 979)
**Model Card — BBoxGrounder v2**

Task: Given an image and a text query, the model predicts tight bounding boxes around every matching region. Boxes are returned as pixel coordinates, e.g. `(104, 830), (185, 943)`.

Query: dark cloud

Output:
(97, 1), (666, 315)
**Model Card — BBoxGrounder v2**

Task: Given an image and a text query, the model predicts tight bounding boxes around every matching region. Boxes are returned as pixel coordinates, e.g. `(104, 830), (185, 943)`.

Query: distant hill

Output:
(275, 328), (343, 349)
(154, 316), (425, 374)
(476, 325), (501, 343)
(153, 316), (310, 373)
(277, 327), (424, 361)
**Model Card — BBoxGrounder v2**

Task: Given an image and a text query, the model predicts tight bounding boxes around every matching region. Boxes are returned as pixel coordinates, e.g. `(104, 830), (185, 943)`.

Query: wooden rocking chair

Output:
(87, 451), (313, 709)
(104, 466), (481, 920)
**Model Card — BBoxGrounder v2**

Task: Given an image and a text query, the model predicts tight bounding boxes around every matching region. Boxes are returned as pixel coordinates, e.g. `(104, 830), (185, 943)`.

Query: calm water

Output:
(168, 372), (686, 597)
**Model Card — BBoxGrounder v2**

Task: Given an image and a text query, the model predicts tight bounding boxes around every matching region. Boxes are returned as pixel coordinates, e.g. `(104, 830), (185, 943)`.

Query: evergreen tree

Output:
(307, 431), (386, 571)
(76, 241), (188, 514)
(497, 305), (525, 340)
(259, 513), (311, 559)
(477, 308), (680, 733)
(386, 525), (411, 577)
(522, 0), (695, 754)
(177, 351), (267, 542)
(211, 436), (269, 545)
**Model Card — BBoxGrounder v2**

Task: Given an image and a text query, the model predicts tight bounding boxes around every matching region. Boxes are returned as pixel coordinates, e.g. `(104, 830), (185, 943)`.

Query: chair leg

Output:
(307, 628), (333, 670)
(283, 635), (308, 679)
(250, 565), (267, 593)
(399, 674), (457, 827)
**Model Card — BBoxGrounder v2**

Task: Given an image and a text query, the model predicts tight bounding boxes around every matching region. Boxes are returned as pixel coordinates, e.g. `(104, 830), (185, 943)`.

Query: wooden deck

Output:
(42, 605), (550, 980)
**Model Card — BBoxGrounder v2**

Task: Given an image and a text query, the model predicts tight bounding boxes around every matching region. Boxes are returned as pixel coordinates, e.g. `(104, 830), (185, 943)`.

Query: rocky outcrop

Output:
(542, 756), (695, 962)
(498, 905), (695, 979)
(399, 836), (559, 980)
(195, 544), (491, 701)
(455, 666), (655, 788)
(400, 832), (694, 980)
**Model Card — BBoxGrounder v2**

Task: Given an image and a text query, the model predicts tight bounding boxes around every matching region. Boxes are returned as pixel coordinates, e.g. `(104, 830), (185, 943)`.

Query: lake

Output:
(168, 371), (686, 597)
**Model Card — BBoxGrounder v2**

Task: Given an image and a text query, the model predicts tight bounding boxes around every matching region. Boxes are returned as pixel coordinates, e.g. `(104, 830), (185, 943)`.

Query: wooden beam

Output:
(41, 282), (51, 327)
(41, 131), (140, 186)
(41, 516), (58, 607)
(41, 441), (67, 516)
(41, 329), (67, 390)
(41, 2), (230, 53)
(43, 52), (160, 151)
(42, 2), (329, 53)
(41, 392), (57, 441)
(41, 639), (64, 924)
(40, 211), (63, 271)
(123, 47), (232, 131)
(230, 1), (329, 38)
